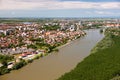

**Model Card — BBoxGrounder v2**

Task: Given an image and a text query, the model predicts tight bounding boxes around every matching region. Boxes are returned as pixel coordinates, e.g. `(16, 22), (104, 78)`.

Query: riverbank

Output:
(0, 31), (86, 76)
(0, 29), (104, 80)
(58, 28), (120, 80)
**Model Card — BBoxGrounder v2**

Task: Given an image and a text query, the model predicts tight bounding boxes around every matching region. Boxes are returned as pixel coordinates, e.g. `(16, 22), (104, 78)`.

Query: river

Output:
(0, 29), (104, 80)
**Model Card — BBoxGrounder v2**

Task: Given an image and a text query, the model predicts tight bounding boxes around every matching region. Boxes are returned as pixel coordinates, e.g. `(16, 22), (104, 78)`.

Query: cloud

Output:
(100, 2), (120, 9)
(95, 11), (113, 14)
(69, 0), (120, 2)
(15, 0), (55, 2)
(94, 11), (120, 15)
(0, 0), (120, 10)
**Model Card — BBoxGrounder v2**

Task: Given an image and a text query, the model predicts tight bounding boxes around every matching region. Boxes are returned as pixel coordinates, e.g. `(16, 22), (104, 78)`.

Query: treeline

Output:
(27, 42), (59, 53)
(0, 54), (43, 75)
(0, 18), (45, 24)
(58, 28), (120, 80)
(0, 59), (28, 75)
(42, 25), (60, 30)
(0, 55), (14, 63)
(0, 55), (14, 75)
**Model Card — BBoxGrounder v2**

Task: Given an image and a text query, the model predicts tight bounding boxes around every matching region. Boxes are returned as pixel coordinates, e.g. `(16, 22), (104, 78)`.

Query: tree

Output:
(13, 60), (27, 70)
(1, 60), (7, 67)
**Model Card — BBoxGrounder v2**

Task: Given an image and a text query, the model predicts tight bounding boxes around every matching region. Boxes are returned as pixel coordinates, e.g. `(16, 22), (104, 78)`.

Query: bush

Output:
(100, 29), (103, 33)
(13, 60), (27, 70)
(27, 59), (33, 63)
(0, 67), (10, 75)
(34, 55), (40, 59)
(53, 48), (59, 52)
(0, 55), (14, 63)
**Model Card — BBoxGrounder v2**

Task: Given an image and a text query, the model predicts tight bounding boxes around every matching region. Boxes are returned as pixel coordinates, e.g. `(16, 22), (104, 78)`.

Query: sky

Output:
(0, 0), (120, 18)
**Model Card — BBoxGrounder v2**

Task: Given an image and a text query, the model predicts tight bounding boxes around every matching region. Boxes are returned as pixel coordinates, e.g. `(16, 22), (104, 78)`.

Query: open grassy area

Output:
(58, 28), (120, 80)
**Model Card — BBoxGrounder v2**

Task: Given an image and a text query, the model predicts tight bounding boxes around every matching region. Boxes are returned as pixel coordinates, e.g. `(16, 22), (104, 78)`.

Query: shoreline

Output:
(58, 28), (120, 80)
(56, 40), (74, 50)
(0, 32), (86, 76)
(0, 29), (104, 80)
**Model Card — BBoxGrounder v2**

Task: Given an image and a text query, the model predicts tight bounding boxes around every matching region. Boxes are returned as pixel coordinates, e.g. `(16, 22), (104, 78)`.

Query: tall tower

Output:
(79, 21), (82, 26)
(77, 21), (82, 31)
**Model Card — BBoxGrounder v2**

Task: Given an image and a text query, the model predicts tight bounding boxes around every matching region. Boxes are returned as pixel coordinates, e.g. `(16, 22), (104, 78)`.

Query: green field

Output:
(58, 28), (120, 80)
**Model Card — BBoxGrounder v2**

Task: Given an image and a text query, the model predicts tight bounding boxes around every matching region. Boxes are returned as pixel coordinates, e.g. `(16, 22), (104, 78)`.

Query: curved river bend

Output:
(0, 29), (104, 80)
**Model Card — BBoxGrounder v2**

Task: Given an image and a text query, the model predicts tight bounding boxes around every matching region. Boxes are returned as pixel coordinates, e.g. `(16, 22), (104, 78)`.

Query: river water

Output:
(0, 29), (104, 80)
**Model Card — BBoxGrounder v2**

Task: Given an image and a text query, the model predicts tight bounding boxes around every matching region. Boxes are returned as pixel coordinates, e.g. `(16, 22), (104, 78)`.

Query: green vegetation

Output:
(0, 18), (45, 24)
(82, 23), (103, 30)
(12, 60), (27, 70)
(0, 55), (14, 75)
(58, 28), (120, 80)
(91, 33), (113, 53)
(29, 37), (44, 42)
(100, 29), (103, 33)
(0, 67), (10, 75)
(92, 24), (103, 28)
(43, 25), (60, 30)
(27, 59), (33, 63)
(0, 33), (6, 37)
(27, 41), (61, 53)
(0, 55), (14, 63)
(53, 48), (59, 52)
(34, 55), (40, 59)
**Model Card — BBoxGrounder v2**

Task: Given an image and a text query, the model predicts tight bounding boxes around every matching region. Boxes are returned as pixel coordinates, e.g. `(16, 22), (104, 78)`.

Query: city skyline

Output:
(0, 0), (120, 18)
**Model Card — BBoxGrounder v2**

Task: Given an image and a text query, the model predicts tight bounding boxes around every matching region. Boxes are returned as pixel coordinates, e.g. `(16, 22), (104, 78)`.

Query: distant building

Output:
(69, 25), (75, 31)
(78, 21), (82, 26)
(76, 21), (83, 31)
(0, 29), (14, 35)
(0, 63), (3, 67)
